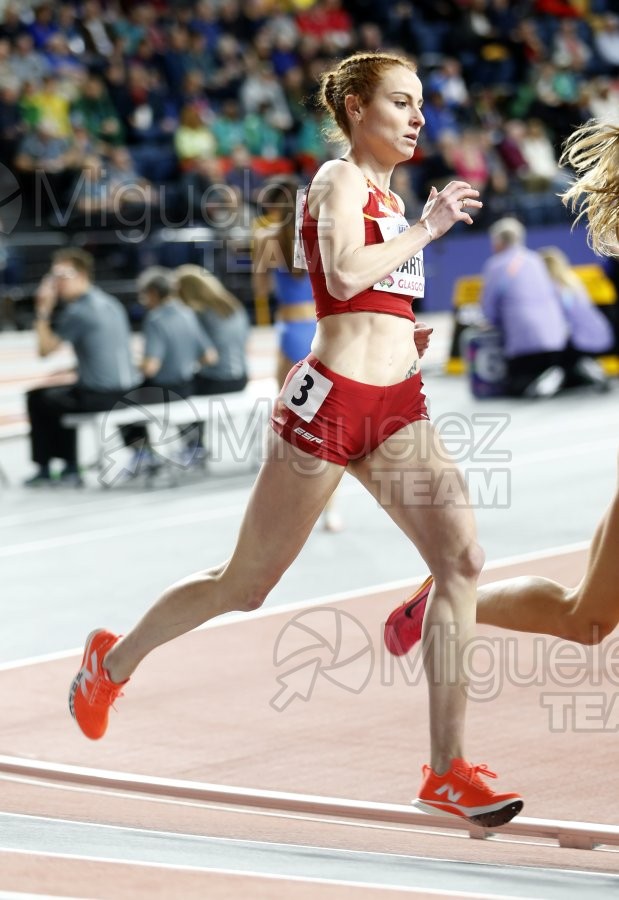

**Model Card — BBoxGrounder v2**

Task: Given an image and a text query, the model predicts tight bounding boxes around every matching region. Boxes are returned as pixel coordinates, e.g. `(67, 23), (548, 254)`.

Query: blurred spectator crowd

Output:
(1, 0), (619, 284)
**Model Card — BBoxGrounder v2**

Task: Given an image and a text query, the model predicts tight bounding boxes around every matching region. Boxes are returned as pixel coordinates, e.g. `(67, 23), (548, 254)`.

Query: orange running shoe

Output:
(383, 575), (433, 656)
(68, 629), (127, 740)
(413, 758), (523, 827)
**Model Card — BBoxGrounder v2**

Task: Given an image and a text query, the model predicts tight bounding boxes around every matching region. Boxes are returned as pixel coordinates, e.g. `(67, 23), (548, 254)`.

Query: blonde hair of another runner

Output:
(561, 119), (619, 256)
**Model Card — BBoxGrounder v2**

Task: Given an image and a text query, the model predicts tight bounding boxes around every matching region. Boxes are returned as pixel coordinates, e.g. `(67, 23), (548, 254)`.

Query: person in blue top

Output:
(253, 181), (316, 389)
(253, 179), (343, 531)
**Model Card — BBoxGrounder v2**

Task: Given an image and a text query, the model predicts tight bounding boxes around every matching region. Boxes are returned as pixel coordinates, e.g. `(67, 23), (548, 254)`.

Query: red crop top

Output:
(300, 176), (425, 322)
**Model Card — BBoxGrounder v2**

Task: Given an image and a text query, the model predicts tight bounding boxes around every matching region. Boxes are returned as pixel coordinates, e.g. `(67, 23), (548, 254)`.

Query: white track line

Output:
(0, 849), (526, 898)
(0, 541), (590, 672)
(0, 757), (617, 851)
(0, 502), (248, 558)
(0, 772), (458, 838)
(0, 433), (614, 555)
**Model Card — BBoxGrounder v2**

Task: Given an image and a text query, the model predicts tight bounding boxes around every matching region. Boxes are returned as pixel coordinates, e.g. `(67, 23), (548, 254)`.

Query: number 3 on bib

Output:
(281, 361), (333, 423)
(290, 373), (314, 407)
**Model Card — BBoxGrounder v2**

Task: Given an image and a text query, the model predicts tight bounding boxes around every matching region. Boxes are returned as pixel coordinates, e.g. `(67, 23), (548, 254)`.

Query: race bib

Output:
(281, 360), (333, 423)
(373, 216), (425, 298)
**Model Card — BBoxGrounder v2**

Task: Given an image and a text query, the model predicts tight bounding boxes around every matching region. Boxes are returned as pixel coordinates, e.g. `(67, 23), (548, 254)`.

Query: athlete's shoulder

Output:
(312, 158), (367, 193)
(308, 159), (368, 215)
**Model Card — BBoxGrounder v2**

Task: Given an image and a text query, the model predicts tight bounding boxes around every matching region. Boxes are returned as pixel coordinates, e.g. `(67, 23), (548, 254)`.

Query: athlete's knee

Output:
(568, 615), (614, 645)
(562, 591), (614, 644)
(209, 561), (227, 579)
(234, 575), (281, 612)
(431, 540), (484, 594)
(455, 540), (485, 581)
(237, 590), (268, 612)
(217, 552), (285, 613)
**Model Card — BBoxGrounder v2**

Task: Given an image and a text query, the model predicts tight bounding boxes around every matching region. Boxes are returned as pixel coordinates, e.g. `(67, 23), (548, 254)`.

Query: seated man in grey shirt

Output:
(120, 267), (216, 466)
(26, 248), (139, 486)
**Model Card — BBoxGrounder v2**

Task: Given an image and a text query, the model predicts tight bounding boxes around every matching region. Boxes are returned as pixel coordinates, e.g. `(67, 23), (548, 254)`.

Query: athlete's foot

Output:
(69, 629), (128, 740)
(412, 758), (523, 827)
(384, 575), (433, 656)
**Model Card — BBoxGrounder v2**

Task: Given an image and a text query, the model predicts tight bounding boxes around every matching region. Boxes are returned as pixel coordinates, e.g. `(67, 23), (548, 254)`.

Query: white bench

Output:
(62, 378), (277, 488)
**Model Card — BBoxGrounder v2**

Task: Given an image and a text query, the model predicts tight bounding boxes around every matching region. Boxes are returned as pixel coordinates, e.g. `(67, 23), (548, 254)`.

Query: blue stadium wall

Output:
(422, 221), (601, 312)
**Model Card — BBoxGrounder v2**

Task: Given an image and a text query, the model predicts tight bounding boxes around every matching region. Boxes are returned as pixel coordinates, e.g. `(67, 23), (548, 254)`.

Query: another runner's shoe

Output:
(384, 575), (433, 656)
(69, 629), (127, 740)
(413, 758), (523, 828)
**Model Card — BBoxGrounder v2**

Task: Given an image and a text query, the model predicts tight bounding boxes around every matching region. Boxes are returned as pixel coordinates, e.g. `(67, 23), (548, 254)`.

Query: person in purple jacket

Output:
(480, 217), (571, 398)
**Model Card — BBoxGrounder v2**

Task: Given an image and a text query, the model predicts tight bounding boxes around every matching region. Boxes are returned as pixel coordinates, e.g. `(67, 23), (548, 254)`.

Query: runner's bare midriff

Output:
(312, 311), (419, 385)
